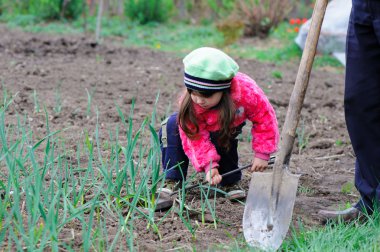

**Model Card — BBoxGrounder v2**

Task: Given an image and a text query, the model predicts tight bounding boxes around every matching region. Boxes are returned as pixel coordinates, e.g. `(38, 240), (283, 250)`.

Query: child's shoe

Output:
(219, 182), (246, 201)
(155, 179), (182, 212)
(159, 179), (182, 195)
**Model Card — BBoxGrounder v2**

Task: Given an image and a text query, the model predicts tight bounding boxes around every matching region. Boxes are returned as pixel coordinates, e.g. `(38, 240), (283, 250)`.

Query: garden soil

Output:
(0, 24), (358, 250)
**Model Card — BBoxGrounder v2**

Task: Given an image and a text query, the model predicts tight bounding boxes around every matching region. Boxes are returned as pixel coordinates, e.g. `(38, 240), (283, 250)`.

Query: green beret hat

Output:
(183, 47), (239, 92)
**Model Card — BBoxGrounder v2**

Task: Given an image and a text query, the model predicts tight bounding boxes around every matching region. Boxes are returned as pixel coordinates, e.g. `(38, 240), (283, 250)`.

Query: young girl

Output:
(159, 47), (279, 200)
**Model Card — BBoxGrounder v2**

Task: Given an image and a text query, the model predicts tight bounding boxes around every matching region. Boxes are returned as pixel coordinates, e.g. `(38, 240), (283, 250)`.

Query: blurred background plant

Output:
(0, 0), (84, 20)
(125, 0), (175, 24)
(0, 0), (340, 68)
(215, 15), (244, 46)
(234, 0), (294, 38)
(0, 0), (314, 33)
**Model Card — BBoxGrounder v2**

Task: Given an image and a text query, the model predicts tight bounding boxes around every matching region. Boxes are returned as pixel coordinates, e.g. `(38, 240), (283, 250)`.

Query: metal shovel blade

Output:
(243, 170), (300, 250)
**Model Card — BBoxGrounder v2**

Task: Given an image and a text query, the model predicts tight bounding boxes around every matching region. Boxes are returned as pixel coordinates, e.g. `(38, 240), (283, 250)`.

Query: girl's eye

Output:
(188, 89), (214, 98)
(201, 93), (214, 98)
(196, 92), (214, 98)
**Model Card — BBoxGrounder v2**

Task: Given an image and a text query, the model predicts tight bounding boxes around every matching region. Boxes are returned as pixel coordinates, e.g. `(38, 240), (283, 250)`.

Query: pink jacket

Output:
(179, 72), (279, 173)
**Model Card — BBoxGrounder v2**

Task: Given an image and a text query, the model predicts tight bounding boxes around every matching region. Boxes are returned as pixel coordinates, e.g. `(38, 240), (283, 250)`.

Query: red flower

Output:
(289, 19), (296, 25)
(295, 18), (301, 25)
(302, 18), (308, 24)
(294, 27), (300, 33)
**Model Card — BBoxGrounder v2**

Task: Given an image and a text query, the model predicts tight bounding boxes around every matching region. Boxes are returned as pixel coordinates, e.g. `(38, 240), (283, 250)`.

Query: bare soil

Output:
(0, 24), (358, 250)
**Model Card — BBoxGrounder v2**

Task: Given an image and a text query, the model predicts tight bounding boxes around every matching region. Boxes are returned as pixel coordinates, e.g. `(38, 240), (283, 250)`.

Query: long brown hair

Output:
(178, 89), (236, 150)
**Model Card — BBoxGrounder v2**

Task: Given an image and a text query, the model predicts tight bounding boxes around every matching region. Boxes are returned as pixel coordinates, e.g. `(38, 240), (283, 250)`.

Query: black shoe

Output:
(318, 207), (362, 223)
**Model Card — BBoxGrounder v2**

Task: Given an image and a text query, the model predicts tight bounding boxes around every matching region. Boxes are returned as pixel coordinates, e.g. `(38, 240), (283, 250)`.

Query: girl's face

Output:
(190, 90), (223, 109)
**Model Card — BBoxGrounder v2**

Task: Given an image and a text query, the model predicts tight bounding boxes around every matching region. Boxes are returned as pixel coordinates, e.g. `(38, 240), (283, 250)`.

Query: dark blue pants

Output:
(159, 113), (245, 186)
(346, 0), (380, 213)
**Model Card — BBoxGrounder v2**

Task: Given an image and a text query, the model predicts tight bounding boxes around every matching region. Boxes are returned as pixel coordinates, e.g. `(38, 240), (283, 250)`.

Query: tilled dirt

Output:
(0, 24), (357, 250)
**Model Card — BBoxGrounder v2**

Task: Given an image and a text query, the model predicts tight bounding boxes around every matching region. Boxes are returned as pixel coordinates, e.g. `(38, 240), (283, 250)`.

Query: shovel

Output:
(243, 0), (328, 250)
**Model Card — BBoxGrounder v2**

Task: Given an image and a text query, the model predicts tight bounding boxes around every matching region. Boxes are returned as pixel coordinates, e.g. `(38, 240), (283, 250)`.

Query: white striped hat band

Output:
(184, 72), (232, 91)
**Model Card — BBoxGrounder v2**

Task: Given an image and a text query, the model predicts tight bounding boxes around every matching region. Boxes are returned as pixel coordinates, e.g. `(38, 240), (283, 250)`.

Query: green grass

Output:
(271, 70), (283, 79)
(282, 215), (380, 251)
(208, 213), (380, 251)
(314, 54), (343, 69)
(0, 14), (344, 69)
(228, 42), (302, 64)
(124, 23), (224, 54)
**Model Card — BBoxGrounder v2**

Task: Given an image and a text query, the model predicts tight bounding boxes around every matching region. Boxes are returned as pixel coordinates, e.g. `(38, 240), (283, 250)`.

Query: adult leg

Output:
(345, 0), (380, 214)
(319, 1), (380, 221)
(159, 113), (189, 181)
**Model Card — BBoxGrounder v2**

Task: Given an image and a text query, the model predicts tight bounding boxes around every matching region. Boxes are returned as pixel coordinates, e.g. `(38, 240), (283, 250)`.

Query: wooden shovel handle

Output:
(271, 0), (328, 199)
(274, 0), (327, 172)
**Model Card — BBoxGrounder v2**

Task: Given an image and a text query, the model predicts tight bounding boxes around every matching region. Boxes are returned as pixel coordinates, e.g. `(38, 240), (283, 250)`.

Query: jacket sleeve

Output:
(241, 80), (279, 160)
(178, 125), (220, 173)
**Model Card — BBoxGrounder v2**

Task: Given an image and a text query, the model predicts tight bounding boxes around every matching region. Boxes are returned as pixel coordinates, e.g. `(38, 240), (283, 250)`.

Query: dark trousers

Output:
(346, 0), (380, 213)
(159, 113), (245, 186)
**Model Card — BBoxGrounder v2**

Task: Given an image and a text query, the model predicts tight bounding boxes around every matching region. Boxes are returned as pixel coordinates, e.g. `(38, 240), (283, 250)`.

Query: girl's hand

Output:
(205, 168), (222, 185)
(250, 157), (268, 172)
